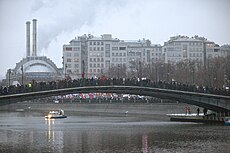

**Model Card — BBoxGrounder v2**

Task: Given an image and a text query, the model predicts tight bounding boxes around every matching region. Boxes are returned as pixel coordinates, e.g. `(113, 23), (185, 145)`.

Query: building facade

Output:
(163, 35), (227, 64)
(63, 34), (230, 79)
(63, 34), (164, 79)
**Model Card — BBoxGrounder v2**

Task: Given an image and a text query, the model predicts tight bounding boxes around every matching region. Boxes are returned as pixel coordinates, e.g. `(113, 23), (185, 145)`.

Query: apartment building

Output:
(63, 34), (229, 79)
(163, 35), (226, 64)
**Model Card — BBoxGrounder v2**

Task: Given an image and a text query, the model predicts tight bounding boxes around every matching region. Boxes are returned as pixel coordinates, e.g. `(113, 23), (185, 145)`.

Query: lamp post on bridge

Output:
(8, 69), (11, 86)
(167, 62), (170, 83)
(192, 69), (195, 85)
(21, 65), (24, 85)
(81, 60), (85, 86)
(65, 64), (67, 79)
(118, 64), (120, 79)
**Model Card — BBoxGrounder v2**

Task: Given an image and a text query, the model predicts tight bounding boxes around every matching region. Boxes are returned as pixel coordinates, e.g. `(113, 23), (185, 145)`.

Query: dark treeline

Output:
(109, 56), (230, 89)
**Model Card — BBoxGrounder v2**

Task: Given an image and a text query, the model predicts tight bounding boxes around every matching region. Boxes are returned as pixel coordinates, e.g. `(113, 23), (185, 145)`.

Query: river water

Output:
(0, 110), (230, 153)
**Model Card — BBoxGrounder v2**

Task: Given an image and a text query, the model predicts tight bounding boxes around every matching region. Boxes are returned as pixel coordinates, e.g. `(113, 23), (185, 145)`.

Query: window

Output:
(67, 53), (71, 57)
(65, 47), (72, 51)
(94, 42), (96, 45)
(67, 58), (71, 62)
(112, 47), (118, 51)
(97, 42), (100, 45)
(90, 64), (92, 68)
(74, 58), (79, 62)
(74, 53), (79, 56)
(119, 47), (126, 50)
(90, 58), (92, 62)
(101, 47), (104, 51)
(90, 42), (92, 45)
(74, 64), (79, 68)
(73, 47), (80, 51)
(105, 44), (110, 57)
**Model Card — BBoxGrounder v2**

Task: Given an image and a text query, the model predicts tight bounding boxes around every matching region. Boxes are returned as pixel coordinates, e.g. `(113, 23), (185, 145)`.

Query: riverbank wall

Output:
(0, 101), (198, 116)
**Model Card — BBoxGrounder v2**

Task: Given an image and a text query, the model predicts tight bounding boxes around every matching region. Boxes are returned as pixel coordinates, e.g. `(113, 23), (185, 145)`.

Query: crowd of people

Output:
(0, 77), (229, 96)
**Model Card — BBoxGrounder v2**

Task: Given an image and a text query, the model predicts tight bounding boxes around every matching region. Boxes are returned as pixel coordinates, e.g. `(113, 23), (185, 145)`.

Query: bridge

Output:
(1, 84), (230, 114)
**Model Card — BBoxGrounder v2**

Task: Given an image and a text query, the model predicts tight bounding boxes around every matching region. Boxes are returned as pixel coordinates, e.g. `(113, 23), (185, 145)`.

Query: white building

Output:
(63, 34), (229, 79)
(163, 35), (226, 64)
(63, 39), (82, 78)
(63, 34), (163, 79)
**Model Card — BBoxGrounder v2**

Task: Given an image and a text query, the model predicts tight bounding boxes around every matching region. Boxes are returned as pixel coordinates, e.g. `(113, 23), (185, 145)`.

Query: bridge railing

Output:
(0, 78), (229, 96)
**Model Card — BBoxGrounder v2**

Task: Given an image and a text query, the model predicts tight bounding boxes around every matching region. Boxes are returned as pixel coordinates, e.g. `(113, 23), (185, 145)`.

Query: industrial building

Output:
(4, 19), (62, 86)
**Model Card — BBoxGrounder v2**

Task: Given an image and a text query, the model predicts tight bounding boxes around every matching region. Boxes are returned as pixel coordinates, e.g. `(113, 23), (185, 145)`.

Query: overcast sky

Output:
(0, 0), (229, 78)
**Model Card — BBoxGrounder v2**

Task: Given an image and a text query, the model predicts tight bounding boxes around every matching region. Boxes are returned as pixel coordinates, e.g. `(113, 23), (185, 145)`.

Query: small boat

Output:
(224, 117), (230, 125)
(45, 109), (67, 119)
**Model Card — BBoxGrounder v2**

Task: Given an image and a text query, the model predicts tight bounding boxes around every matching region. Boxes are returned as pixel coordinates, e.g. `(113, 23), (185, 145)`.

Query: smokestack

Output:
(26, 21), (30, 57)
(32, 19), (37, 56)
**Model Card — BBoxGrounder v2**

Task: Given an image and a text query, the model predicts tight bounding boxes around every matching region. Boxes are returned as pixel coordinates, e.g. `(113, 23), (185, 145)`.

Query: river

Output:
(0, 104), (230, 153)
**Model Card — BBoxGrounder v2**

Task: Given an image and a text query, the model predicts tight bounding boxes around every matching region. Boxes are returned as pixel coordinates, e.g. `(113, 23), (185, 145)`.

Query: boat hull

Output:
(167, 113), (224, 124)
(45, 115), (67, 119)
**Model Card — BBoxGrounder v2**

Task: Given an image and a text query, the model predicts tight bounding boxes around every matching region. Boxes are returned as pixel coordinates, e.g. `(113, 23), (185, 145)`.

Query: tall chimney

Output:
(32, 19), (37, 56)
(26, 21), (30, 57)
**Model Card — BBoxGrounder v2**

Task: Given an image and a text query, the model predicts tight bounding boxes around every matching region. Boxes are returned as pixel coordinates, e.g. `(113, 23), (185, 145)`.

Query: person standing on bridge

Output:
(203, 108), (208, 116)
(188, 107), (191, 114)
(197, 108), (200, 116)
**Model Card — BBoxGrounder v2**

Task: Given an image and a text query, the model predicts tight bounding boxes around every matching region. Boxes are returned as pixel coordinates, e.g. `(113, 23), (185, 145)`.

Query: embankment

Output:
(0, 101), (198, 116)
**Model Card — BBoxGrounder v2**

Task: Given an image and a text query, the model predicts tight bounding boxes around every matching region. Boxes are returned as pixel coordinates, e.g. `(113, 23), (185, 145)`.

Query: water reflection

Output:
(0, 112), (230, 153)
(45, 119), (64, 153)
(142, 134), (148, 153)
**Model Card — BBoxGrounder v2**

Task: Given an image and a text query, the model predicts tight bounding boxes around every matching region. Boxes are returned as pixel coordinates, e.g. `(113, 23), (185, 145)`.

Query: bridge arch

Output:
(1, 86), (230, 113)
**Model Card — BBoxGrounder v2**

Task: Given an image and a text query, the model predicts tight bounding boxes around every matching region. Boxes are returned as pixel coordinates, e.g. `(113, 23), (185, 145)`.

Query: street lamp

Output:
(192, 69), (195, 84)
(139, 61), (142, 80)
(82, 60), (85, 79)
(118, 64), (120, 79)
(65, 64), (67, 78)
(21, 65), (24, 85)
(155, 63), (158, 82)
(8, 69), (11, 86)
(167, 62), (170, 82)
